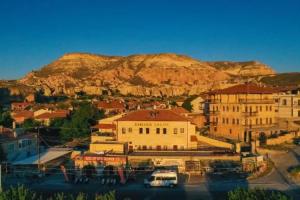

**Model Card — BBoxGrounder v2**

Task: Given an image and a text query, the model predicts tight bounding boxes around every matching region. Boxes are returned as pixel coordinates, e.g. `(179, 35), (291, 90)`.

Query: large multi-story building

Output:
(275, 89), (300, 119)
(116, 109), (198, 151)
(274, 88), (300, 130)
(209, 84), (279, 142)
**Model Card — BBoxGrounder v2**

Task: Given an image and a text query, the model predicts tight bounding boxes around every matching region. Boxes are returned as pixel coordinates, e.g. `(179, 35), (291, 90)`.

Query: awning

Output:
(12, 149), (71, 165)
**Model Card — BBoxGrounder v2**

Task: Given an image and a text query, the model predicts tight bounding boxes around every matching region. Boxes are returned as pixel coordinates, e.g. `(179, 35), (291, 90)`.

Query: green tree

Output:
(182, 96), (196, 112)
(21, 119), (41, 131)
(60, 102), (104, 141)
(228, 188), (291, 200)
(0, 106), (13, 128)
(50, 118), (66, 128)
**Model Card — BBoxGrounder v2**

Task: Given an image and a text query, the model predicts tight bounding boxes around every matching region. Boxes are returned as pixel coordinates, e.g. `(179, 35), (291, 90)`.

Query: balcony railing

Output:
(209, 110), (220, 115)
(92, 132), (116, 137)
(241, 111), (258, 117)
(238, 99), (274, 104)
(242, 123), (278, 129)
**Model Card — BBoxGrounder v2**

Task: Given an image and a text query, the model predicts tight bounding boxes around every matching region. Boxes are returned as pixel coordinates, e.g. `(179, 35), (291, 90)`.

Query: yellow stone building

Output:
(209, 84), (279, 142)
(116, 109), (198, 151)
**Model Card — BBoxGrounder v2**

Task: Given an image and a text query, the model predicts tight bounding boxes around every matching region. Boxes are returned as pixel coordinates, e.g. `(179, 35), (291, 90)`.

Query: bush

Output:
(228, 187), (291, 200)
(0, 185), (116, 200)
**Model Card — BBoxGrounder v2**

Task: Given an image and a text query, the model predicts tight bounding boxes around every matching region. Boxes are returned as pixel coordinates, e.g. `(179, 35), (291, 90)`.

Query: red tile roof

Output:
(92, 124), (116, 130)
(117, 109), (188, 121)
(210, 84), (277, 94)
(12, 111), (34, 119)
(97, 100), (125, 109)
(171, 107), (190, 115)
(11, 102), (32, 107)
(35, 110), (69, 120)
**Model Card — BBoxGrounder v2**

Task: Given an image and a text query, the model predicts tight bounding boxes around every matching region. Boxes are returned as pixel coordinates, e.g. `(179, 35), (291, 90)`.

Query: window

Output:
(232, 119), (235, 124)
(266, 106), (268, 111)
(173, 145), (178, 150)
(226, 106), (229, 111)
(298, 110), (300, 117)
(146, 128), (150, 134)
(180, 128), (184, 133)
(222, 118), (225, 124)
(270, 118), (273, 124)
(139, 128), (143, 134)
(282, 99), (287, 105)
(237, 119), (239, 125)
(163, 128), (167, 134)
(256, 118), (258, 125)
(157, 145), (161, 150)
(237, 106), (239, 112)
(122, 128), (126, 134)
(260, 106), (262, 112)
(245, 106), (248, 112)
(142, 145), (147, 150)
(266, 118), (269, 124)
(229, 129), (232, 134)
(269, 106), (272, 111)
(226, 118), (229, 124)
(298, 100), (300, 106)
(260, 118), (263, 124)
(233, 106), (235, 112)
(173, 128), (178, 134)
(163, 146), (168, 150)
(149, 146), (152, 150)
(156, 128), (160, 134)
(128, 128), (132, 133)
(223, 106), (225, 111)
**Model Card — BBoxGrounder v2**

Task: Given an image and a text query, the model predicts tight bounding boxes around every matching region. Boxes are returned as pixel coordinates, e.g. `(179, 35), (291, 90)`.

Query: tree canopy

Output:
(0, 106), (13, 128)
(59, 102), (104, 141)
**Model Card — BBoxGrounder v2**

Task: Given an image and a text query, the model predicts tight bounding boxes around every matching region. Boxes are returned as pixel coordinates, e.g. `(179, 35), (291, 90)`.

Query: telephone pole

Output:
(37, 127), (41, 172)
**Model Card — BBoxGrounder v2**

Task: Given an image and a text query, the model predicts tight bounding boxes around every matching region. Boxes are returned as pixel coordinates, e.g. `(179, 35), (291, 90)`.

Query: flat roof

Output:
(13, 149), (71, 165)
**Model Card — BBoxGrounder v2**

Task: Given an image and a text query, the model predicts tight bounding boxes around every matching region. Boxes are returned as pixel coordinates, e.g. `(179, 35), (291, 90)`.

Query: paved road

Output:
(4, 146), (300, 199)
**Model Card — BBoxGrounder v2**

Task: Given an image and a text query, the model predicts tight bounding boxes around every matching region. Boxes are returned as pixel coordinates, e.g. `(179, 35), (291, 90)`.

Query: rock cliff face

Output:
(18, 53), (275, 96)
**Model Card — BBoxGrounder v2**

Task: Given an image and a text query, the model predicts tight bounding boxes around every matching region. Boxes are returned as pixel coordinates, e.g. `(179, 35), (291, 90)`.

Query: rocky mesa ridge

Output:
(18, 53), (275, 96)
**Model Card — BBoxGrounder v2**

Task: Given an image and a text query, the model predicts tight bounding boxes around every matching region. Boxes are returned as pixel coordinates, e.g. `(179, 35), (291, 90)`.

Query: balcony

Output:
(210, 99), (222, 104)
(91, 132), (116, 142)
(210, 121), (218, 126)
(209, 110), (220, 115)
(238, 99), (274, 104)
(241, 111), (258, 117)
(242, 123), (278, 129)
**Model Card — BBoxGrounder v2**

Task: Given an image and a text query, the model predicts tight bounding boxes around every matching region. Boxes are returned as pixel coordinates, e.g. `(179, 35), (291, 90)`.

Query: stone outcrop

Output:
(14, 53), (276, 97)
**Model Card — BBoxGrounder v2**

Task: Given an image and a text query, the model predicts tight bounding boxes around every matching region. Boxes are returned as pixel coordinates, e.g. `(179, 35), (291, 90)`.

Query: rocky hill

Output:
(9, 53), (276, 96)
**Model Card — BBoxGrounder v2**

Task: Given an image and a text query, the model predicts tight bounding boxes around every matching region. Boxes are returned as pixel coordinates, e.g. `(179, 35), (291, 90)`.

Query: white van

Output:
(144, 170), (178, 188)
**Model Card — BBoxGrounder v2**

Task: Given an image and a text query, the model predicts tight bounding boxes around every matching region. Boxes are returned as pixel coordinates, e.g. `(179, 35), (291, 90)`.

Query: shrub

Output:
(228, 187), (291, 200)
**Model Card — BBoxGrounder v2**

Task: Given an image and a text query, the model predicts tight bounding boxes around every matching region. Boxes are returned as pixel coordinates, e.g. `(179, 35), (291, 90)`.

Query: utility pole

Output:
(0, 164), (2, 192)
(37, 127), (41, 172)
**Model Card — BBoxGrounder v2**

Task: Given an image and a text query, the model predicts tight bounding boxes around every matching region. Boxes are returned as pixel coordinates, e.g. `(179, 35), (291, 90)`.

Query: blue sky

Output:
(0, 0), (299, 79)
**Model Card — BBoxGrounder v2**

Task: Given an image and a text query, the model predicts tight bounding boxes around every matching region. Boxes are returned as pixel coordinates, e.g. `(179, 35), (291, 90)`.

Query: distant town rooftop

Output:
(117, 109), (189, 122)
(210, 83), (278, 95)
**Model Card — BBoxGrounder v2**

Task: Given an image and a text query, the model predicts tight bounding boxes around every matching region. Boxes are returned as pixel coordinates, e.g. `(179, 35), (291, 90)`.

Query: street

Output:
(4, 146), (300, 199)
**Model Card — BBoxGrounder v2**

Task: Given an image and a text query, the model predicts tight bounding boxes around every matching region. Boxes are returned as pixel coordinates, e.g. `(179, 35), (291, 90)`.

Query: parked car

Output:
(144, 170), (177, 188)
